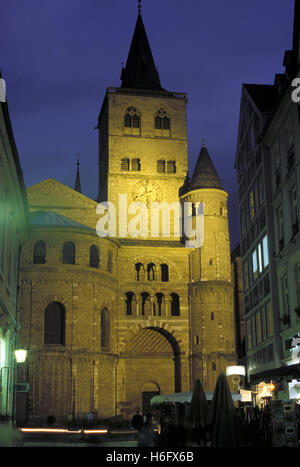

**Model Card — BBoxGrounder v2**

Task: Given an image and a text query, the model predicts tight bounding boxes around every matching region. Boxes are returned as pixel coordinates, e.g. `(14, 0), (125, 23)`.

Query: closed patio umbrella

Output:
(211, 372), (241, 447)
(185, 379), (210, 445)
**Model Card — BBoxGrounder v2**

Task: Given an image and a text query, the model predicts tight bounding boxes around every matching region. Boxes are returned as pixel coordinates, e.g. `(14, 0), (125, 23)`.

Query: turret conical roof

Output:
(188, 142), (223, 192)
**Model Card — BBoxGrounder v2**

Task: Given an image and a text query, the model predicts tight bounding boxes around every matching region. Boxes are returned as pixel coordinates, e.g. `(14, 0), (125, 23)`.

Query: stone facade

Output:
(16, 13), (237, 425)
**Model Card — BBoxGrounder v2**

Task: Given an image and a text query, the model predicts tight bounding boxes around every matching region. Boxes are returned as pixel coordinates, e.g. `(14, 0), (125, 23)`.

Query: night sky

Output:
(0, 0), (295, 250)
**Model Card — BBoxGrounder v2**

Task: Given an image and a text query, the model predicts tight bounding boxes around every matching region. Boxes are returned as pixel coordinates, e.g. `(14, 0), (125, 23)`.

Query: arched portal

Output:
(122, 326), (181, 418)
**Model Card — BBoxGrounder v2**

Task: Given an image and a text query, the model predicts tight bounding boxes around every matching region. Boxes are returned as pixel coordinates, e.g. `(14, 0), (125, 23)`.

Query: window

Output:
(167, 161), (176, 174)
(262, 236), (269, 268)
(141, 292), (151, 316)
(44, 302), (65, 345)
(160, 264), (169, 282)
(281, 275), (290, 316)
(257, 243), (263, 274)
(155, 293), (164, 316)
(170, 293), (180, 316)
(125, 292), (135, 316)
(147, 263), (156, 281)
(252, 249), (258, 281)
(135, 263), (144, 281)
(101, 308), (109, 349)
(266, 303), (273, 337)
(121, 158), (130, 171)
(243, 259), (249, 291)
(157, 160), (165, 173)
(33, 240), (46, 264)
(154, 109), (170, 137)
(247, 319), (252, 350)
(90, 245), (100, 268)
(131, 158), (141, 171)
(212, 362), (216, 371)
(211, 312), (214, 320)
(63, 242), (75, 265)
(124, 107), (140, 135)
(256, 311), (262, 344)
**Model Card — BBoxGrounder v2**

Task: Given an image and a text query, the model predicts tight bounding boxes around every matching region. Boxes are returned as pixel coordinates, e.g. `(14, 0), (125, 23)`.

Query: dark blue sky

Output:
(0, 0), (295, 249)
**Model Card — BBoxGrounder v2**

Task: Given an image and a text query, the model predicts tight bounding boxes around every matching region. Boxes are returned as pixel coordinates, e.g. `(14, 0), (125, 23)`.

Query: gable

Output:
(27, 178), (98, 229)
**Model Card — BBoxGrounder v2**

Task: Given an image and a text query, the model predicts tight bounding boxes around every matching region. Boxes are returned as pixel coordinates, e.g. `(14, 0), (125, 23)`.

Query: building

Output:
(0, 77), (29, 425)
(231, 245), (246, 364)
(235, 1), (300, 403)
(17, 10), (237, 425)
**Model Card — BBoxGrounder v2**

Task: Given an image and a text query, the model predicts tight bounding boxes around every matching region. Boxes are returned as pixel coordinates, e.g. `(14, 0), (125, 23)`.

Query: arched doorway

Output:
(123, 326), (181, 418)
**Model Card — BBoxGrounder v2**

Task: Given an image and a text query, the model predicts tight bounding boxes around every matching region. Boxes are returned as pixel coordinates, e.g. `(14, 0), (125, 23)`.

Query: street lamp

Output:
(14, 349), (27, 364)
(13, 349), (27, 427)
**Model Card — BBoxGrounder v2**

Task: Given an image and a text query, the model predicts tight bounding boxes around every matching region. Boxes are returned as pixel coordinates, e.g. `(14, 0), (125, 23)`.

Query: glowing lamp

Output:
(15, 349), (27, 363)
(270, 383), (275, 391)
(226, 365), (246, 377)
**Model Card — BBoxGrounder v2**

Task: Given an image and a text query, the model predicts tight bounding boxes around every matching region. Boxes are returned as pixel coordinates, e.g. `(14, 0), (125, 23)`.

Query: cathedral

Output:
(16, 9), (237, 425)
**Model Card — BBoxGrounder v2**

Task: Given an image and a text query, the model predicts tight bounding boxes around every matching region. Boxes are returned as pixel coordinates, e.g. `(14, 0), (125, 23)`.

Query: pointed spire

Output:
(138, 0), (141, 15)
(74, 154), (82, 193)
(188, 142), (223, 192)
(121, 10), (163, 90)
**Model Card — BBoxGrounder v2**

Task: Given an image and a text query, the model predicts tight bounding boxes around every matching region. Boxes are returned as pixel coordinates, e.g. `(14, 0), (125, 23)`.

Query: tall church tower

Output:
(97, 10), (188, 239)
(181, 142), (237, 391)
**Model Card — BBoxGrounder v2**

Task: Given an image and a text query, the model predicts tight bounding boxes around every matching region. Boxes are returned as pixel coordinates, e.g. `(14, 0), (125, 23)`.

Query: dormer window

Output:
(124, 107), (141, 136)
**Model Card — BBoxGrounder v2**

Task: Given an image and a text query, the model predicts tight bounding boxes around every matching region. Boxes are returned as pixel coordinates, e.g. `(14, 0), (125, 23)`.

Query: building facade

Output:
(0, 88), (29, 422)
(235, 1), (300, 401)
(17, 11), (237, 425)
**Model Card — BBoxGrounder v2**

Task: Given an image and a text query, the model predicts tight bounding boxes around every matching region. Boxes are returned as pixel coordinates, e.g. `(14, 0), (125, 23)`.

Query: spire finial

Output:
(202, 138), (206, 148)
(75, 153), (82, 193)
(138, 0), (141, 15)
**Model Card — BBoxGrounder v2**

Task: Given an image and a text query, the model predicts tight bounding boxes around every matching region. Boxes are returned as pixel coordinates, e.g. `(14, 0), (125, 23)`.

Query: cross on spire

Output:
(138, 0), (141, 15)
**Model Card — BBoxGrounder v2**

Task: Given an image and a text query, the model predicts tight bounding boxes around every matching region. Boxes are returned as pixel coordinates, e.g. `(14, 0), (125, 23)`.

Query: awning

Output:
(250, 363), (300, 384)
(150, 391), (241, 406)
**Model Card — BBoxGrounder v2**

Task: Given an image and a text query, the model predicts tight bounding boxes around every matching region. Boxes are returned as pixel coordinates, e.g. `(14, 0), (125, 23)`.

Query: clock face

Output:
(132, 180), (162, 206)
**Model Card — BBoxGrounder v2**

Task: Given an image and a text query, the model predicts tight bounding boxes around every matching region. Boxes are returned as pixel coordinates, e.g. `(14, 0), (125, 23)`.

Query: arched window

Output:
(211, 312), (215, 320)
(160, 264), (169, 282)
(125, 292), (135, 316)
(90, 245), (100, 268)
(155, 293), (164, 316)
(212, 362), (216, 371)
(124, 107), (140, 135)
(63, 241), (75, 265)
(155, 109), (170, 131)
(131, 158), (141, 171)
(147, 263), (156, 281)
(101, 308), (109, 349)
(33, 240), (46, 264)
(135, 263), (144, 281)
(170, 293), (180, 316)
(44, 302), (66, 345)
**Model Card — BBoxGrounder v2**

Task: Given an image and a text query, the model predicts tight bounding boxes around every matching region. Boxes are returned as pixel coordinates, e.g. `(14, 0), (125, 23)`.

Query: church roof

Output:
(188, 143), (223, 192)
(30, 210), (93, 231)
(120, 12), (163, 91)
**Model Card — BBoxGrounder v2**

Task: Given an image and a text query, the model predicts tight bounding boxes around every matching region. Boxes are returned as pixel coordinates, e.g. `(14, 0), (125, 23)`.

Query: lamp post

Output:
(13, 349), (27, 427)
(0, 349), (28, 428)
